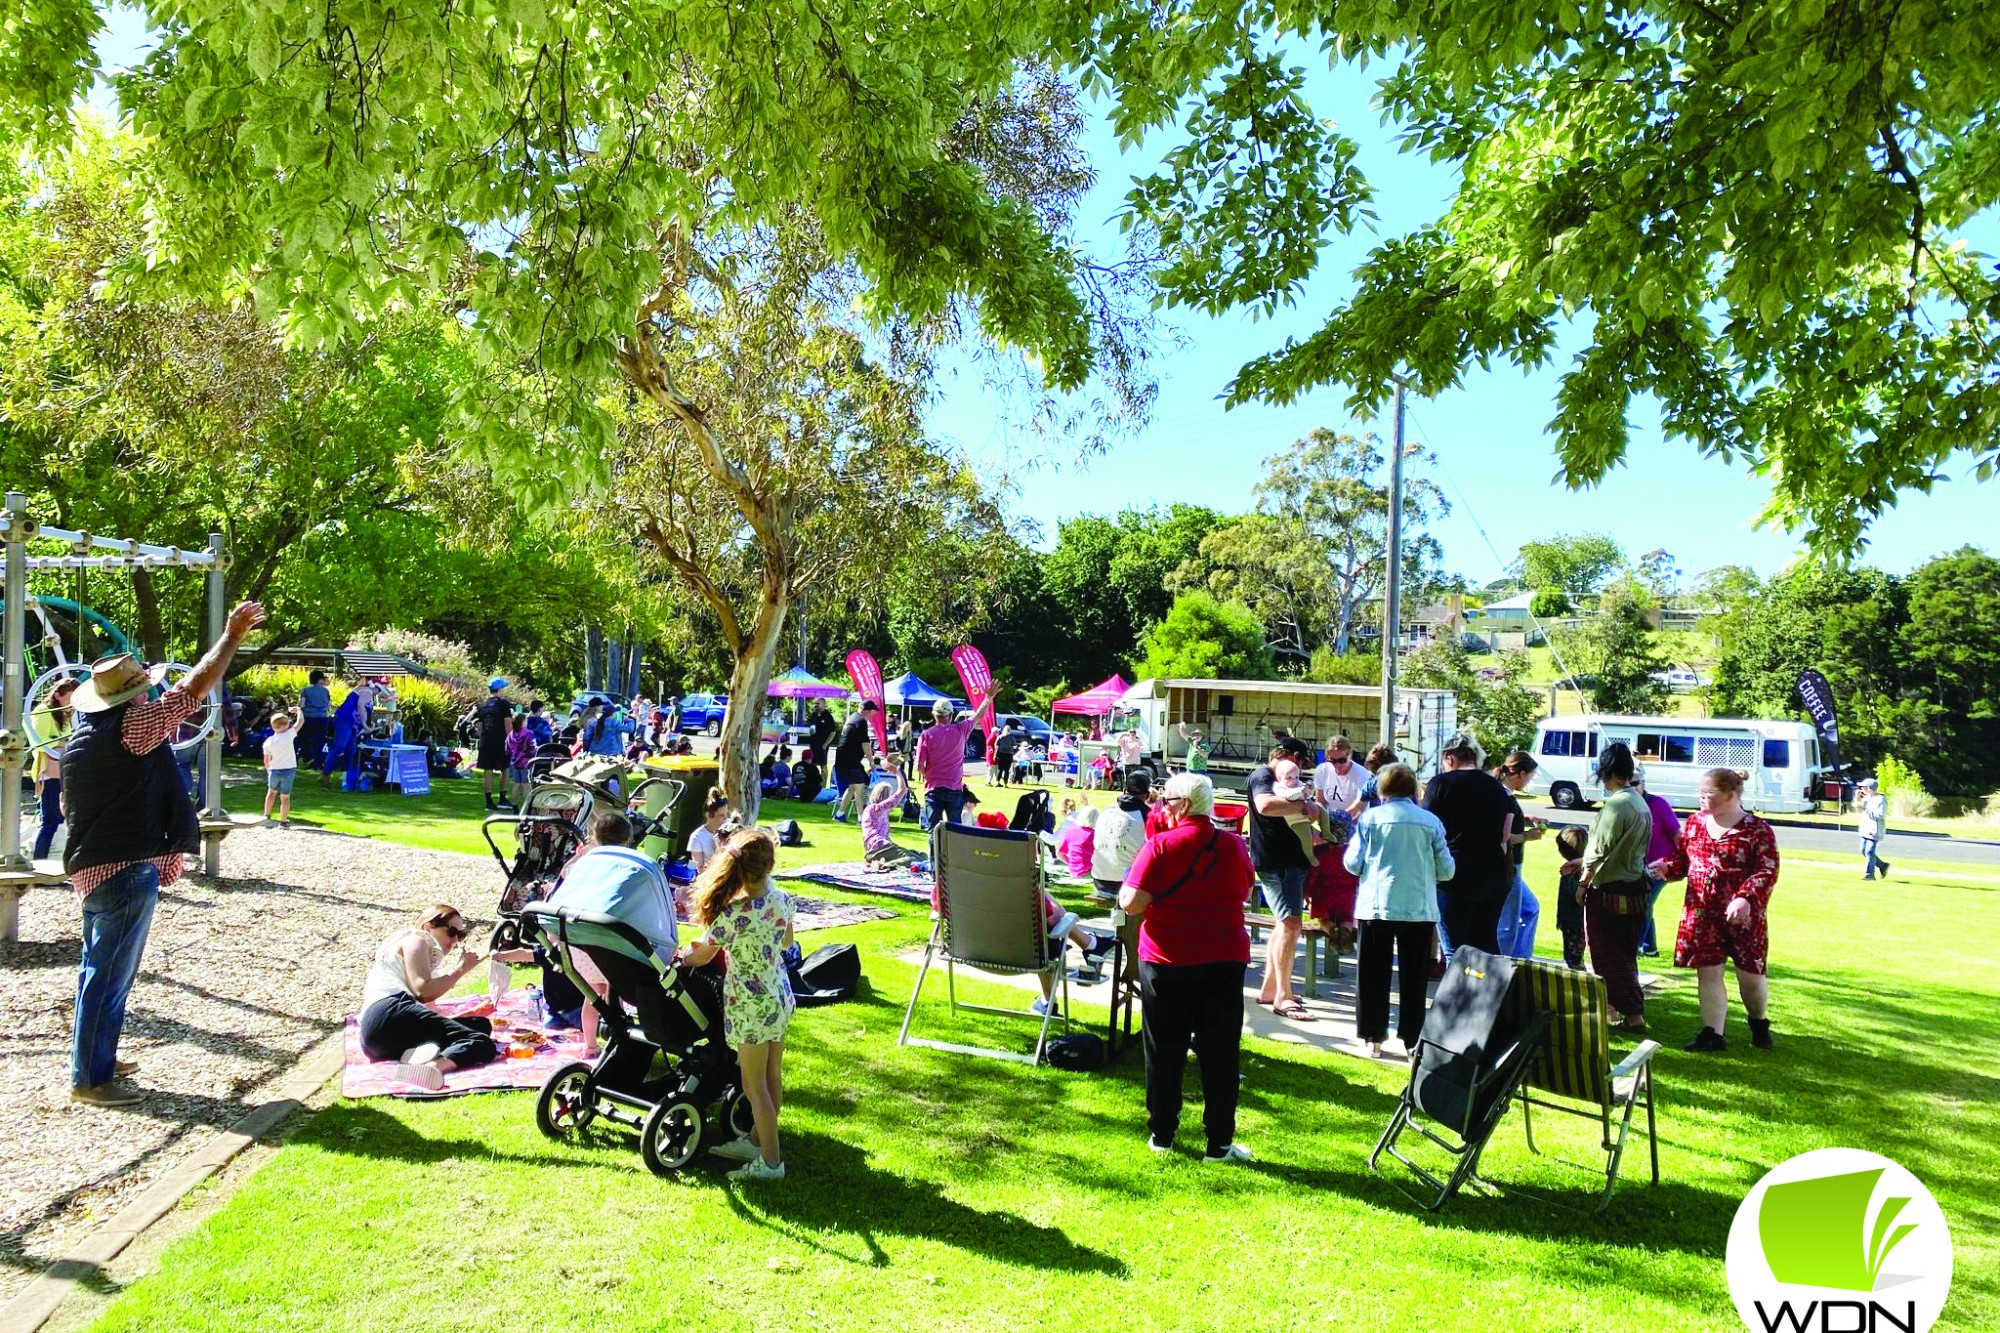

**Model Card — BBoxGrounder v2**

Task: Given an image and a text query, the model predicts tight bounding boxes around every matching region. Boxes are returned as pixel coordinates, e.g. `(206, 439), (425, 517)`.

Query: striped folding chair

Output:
(1503, 959), (1662, 1212)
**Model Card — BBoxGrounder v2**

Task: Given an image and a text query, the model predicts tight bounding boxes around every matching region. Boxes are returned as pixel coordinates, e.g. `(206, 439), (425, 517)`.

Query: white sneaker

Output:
(400, 1043), (441, 1065)
(728, 1157), (786, 1181)
(709, 1136), (760, 1162)
(1203, 1143), (1255, 1165)
(392, 1061), (444, 1091)
(1147, 1136), (1173, 1153)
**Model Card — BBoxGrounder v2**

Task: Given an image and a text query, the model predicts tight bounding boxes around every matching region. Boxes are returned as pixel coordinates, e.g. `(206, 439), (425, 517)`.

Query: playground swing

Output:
(1, 491), (237, 943)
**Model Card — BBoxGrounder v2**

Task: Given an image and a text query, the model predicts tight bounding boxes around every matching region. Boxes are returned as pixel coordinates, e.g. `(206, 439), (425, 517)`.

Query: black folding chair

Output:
(1369, 947), (1552, 1211)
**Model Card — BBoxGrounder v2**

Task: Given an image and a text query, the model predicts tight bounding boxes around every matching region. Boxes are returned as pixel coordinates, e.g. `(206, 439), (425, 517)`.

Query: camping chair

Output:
(897, 822), (1073, 1065)
(1501, 959), (1661, 1213)
(1369, 948), (1553, 1212)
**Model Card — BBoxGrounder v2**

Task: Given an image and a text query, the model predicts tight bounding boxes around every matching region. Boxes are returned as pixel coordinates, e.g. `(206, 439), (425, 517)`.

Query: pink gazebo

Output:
(1050, 674), (1131, 716)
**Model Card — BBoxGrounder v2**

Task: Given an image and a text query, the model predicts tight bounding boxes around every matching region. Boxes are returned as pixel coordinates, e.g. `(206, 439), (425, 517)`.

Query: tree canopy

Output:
(1135, 591), (1273, 680)
(0, 123), (633, 685)
(1213, 0), (2000, 553)
(1710, 549), (2000, 794)
(1516, 534), (1626, 603)
(1187, 430), (1445, 661)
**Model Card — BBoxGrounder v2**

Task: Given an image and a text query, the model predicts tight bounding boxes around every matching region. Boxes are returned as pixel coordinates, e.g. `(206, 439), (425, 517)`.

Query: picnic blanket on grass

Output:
(343, 989), (584, 1100)
(779, 861), (933, 903)
(343, 895), (893, 1098)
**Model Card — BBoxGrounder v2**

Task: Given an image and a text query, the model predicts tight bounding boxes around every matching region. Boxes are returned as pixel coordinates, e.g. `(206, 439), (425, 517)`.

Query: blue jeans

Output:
(1496, 874), (1540, 960)
(73, 861), (161, 1090)
(923, 786), (967, 830)
(1861, 837), (1887, 879)
(1638, 876), (1667, 953)
(33, 779), (63, 859)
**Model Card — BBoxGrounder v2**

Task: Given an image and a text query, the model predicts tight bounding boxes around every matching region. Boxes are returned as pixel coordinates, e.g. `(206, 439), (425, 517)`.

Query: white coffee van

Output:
(1527, 714), (1826, 813)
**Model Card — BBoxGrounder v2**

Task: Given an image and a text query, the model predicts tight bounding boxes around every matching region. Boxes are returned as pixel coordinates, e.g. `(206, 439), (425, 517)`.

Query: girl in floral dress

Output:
(680, 829), (795, 1180)
(1650, 766), (1780, 1053)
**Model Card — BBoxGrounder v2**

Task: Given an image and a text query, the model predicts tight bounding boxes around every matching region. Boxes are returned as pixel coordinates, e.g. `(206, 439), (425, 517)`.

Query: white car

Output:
(1649, 667), (1702, 691)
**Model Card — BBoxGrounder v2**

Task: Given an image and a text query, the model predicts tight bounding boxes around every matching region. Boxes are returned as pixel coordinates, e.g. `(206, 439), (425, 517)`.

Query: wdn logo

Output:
(1726, 1149), (1955, 1333)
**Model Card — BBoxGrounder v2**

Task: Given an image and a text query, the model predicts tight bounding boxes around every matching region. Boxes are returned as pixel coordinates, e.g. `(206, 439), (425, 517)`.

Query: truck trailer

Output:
(1079, 677), (1458, 789)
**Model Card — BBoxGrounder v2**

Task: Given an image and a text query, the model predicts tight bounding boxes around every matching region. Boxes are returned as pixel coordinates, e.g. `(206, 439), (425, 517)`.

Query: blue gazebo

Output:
(883, 671), (959, 709)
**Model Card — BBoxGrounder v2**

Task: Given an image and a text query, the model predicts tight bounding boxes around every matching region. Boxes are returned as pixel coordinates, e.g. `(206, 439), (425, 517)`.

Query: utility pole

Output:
(1380, 377), (1407, 754)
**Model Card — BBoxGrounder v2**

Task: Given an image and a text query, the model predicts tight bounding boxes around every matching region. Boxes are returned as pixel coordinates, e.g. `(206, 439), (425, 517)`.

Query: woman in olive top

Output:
(1567, 742), (1653, 1030)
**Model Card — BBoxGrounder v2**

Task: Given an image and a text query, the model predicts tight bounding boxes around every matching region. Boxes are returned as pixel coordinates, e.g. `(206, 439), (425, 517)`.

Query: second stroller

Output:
(521, 903), (753, 1176)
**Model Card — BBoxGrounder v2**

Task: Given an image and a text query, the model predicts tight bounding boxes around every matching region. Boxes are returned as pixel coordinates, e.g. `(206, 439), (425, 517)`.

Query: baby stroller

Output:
(520, 903), (753, 1175)
(483, 759), (683, 947)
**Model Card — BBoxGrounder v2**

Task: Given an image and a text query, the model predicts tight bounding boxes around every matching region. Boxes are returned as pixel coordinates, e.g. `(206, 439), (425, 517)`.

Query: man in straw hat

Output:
(64, 600), (265, 1107)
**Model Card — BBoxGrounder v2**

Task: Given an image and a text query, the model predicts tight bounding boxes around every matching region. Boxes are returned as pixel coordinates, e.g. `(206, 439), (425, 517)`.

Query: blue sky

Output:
(928, 67), (1998, 586)
(91, 15), (1994, 584)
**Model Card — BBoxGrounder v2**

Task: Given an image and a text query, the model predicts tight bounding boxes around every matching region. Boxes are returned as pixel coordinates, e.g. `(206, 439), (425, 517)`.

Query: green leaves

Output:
(1222, 0), (2000, 554)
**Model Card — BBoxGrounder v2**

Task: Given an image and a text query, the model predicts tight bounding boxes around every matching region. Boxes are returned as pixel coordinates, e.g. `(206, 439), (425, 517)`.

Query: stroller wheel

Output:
(640, 1100), (704, 1176)
(535, 1062), (596, 1141)
(725, 1088), (757, 1142)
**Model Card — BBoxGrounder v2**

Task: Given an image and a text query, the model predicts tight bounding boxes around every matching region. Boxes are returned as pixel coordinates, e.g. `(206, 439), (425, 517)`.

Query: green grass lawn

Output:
(102, 781), (1999, 1332)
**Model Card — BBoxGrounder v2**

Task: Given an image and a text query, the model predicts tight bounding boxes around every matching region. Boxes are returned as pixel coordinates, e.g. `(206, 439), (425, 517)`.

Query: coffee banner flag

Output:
(1796, 668), (1841, 772)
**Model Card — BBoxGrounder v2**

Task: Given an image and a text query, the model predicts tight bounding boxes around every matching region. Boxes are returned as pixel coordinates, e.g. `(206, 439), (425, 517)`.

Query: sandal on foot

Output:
(1271, 1000), (1315, 1021)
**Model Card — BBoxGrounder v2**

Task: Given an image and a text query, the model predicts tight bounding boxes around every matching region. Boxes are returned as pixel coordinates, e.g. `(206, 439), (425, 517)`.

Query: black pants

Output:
(1355, 919), (1436, 1044)
(1139, 960), (1246, 1153)
(359, 993), (498, 1069)
(1439, 892), (1504, 956)
(298, 716), (330, 770)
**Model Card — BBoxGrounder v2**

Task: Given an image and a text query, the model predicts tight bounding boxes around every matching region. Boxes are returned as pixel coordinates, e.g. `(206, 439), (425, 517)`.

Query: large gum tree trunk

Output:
(717, 577), (790, 826)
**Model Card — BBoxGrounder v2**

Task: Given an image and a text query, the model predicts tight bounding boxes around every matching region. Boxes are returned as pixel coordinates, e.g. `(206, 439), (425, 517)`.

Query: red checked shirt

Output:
(70, 688), (201, 901)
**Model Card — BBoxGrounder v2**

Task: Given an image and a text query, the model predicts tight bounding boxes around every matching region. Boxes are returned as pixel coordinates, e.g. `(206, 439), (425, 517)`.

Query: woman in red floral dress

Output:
(1649, 767), (1779, 1053)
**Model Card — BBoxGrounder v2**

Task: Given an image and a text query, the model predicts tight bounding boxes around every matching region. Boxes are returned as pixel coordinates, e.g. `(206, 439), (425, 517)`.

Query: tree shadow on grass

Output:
(715, 1126), (1128, 1277)
(298, 1101), (616, 1173)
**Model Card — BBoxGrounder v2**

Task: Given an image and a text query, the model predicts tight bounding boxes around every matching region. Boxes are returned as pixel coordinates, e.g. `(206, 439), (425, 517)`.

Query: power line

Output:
(1402, 402), (1583, 696)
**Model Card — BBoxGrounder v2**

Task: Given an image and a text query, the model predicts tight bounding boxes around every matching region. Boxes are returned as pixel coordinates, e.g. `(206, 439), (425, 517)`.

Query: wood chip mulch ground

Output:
(0, 825), (504, 1301)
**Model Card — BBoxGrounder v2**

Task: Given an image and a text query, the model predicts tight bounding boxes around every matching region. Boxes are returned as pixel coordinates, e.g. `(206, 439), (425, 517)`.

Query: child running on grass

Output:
(263, 706), (302, 826)
(680, 829), (794, 1181)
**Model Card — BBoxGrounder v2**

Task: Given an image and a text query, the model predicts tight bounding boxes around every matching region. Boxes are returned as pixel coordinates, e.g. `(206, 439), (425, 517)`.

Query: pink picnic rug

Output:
(342, 989), (584, 1100)
(342, 895), (894, 1099)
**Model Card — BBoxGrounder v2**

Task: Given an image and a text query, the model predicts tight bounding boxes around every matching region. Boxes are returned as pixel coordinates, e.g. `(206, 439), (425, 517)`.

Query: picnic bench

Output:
(1245, 912), (1340, 996)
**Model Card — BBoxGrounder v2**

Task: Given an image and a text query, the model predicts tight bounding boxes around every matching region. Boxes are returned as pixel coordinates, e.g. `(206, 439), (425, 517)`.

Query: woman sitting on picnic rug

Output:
(1119, 772), (1255, 1163)
(358, 904), (498, 1090)
(1650, 766), (1780, 1053)
(861, 772), (920, 870)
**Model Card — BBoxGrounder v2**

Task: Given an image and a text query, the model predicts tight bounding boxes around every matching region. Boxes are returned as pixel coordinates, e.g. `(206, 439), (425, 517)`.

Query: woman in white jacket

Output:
(1092, 769), (1154, 901)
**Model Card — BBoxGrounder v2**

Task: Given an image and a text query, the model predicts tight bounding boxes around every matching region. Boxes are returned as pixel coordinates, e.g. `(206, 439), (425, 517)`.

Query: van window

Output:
(1634, 733), (1662, 761)
(1762, 739), (1791, 769)
(1699, 735), (1758, 768)
(1661, 734), (1696, 764)
(1589, 731), (1599, 756)
(1541, 729), (1586, 757)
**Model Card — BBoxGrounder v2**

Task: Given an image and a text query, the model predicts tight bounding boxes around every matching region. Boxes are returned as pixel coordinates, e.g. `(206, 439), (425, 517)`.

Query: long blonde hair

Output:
(689, 827), (777, 926)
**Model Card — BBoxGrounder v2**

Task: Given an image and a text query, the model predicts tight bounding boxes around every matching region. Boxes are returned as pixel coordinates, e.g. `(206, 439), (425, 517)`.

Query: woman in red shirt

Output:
(1650, 767), (1780, 1052)
(1119, 773), (1255, 1164)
